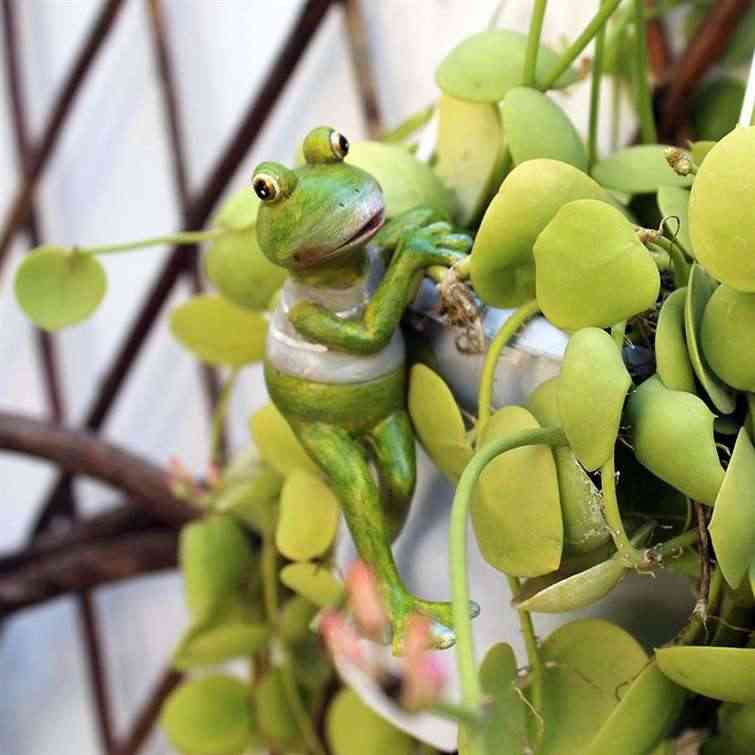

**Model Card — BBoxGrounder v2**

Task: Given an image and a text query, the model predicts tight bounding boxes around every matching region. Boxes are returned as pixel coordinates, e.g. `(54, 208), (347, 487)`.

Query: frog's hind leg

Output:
(294, 419), (473, 651)
(364, 410), (416, 543)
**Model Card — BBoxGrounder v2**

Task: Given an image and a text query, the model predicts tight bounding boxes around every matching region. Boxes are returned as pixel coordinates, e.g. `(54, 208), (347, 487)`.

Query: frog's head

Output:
(253, 127), (384, 270)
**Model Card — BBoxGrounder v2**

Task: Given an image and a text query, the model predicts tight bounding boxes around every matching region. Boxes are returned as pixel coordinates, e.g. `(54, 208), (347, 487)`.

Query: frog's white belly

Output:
(266, 275), (405, 384)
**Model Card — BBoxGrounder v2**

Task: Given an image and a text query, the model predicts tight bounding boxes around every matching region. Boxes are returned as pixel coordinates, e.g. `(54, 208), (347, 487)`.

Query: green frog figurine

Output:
(253, 126), (477, 651)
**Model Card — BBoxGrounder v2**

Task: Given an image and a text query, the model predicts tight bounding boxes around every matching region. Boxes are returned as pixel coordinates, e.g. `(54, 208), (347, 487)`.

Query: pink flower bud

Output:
(399, 614), (447, 711)
(319, 610), (368, 671)
(345, 561), (388, 641)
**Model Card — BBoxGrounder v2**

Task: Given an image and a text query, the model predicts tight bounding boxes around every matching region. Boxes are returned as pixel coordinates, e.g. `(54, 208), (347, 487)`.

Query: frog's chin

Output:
(295, 207), (385, 268)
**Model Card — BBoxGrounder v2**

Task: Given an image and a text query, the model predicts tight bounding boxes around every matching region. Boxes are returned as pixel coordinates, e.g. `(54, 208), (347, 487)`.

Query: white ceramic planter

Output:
(335, 304), (695, 752)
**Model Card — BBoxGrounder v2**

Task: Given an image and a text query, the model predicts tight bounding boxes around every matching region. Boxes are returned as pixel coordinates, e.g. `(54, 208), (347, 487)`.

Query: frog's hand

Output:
(372, 206), (446, 262)
(289, 226), (472, 355)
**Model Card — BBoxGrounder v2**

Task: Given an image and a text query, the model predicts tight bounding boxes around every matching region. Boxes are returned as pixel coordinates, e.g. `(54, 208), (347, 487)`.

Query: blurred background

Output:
(0, 1), (745, 753)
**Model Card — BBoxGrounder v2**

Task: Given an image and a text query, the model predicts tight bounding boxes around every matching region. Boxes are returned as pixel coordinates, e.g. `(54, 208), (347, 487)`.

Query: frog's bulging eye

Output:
(253, 174), (281, 202)
(303, 126), (350, 164)
(330, 130), (349, 159)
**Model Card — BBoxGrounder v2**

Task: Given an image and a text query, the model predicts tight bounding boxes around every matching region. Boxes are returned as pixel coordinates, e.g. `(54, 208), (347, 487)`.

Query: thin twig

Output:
(0, 0), (127, 268)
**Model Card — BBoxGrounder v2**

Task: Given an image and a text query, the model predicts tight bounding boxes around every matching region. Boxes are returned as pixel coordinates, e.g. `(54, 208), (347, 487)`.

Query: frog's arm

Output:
(289, 226), (470, 354)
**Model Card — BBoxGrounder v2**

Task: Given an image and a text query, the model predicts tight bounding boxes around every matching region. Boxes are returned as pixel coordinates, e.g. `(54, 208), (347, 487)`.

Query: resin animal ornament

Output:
(253, 126), (475, 651)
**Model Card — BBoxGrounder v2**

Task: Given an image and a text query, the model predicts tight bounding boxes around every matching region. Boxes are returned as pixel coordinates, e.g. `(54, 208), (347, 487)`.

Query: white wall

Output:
(0, 2), (628, 753)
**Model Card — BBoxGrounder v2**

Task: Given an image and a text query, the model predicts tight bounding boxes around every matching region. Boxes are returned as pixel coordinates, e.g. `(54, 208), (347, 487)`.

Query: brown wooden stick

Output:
(0, 530), (178, 614)
(0, 412), (197, 527)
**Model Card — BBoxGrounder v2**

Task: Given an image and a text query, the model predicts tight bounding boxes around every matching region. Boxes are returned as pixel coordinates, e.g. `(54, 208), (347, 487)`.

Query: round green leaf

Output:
(585, 661), (686, 755)
(656, 646), (755, 703)
(160, 675), (253, 755)
(537, 619), (648, 755)
(279, 562), (343, 608)
(514, 553), (626, 614)
(434, 95), (505, 226)
(502, 87), (587, 171)
(702, 285), (755, 392)
(534, 199), (660, 330)
(626, 376), (724, 506)
(656, 186), (693, 257)
(472, 406), (563, 577)
(690, 140), (716, 167)
(408, 364), (473, 482)
(459, 643), (527, 755)
(692, 78), (745, 142)
(655, 288), (696, 394)
(256, 670), (299, 748)
(558, 328), (631, 471)
(280, 596), (319, 644)
(689, 126), (755, 292)
(592, 146), (693, 194)
(249, 403), (320, 478)
(204, 227), (285, 310)
(172, 622), (270, 670)
(471, 159), (611, 307)
(276, 469), (340, 561)
(709, 428), (755, 589)
(170, 293), (267, 367)
(180, 516), (254, 625)
(214, 187), (260, 231)
(215, 463), (282, 535)
(346, 141), (454, 218)
(326, 689), (413, 755)
(685, 264), (737, 413)
(713, 702), (755, 755)
(527, 378), (609, 554)
(15, 246), (106, 331)
(435, 29), (578, 104)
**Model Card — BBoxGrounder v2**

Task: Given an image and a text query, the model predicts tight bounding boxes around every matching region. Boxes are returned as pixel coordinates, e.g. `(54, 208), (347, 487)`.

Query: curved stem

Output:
(450, 427), (568, 750)
(539, 0), (622, 90)
(80, 227), (226, 256)
(477, 300), (540, 437)
(261, 534), (325, 755)
(210, 369), (239, 466)
(651, 236), (690, 288)
(523, 0), (548, 87)
(600, 451), (644, 566)
(381, 103), (435, 144)
(587, 0), (609, 170)
(632, 0), (658, 144)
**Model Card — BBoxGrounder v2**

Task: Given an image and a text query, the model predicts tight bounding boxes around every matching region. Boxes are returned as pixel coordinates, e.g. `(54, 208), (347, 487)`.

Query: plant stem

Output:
(477, 300), (540, 437)
(632, 0), (658, 144)
(78, 227), (226, 256)
(450, 427), (568, 754)
(523, 0), (549, 86)
(209, 369), (239, 466)
(675, 567), (723, 646)
(587, 0), (609, 170)
(539, 0), (622, 91)
(651, 236), (690, 288)
(600, 451), (644, 566)
(381, 103), (435, 144)
(653, 527), (700, 559)
(261, 535), (325, 755)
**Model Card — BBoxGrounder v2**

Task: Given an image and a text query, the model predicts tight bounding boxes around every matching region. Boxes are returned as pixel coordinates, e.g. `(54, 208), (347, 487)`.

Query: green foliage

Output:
(170, 293), (267, 366)
(557, 327), (631, 471)
(15, 246), (106, 331)
(435, 29), (578, 103)
(279, 562), (343, 607)
(160, 675), (254, 755)
(592, 145), (693, 194)
(472, 406), (562, 577)
(326, 689), (414, 755)
(690, 127), (755, 292)
(655, 288), (696, 393)
(501, 87), (587, 171)
(408, 364), (473, 482)
(276, 469), (340, 561)
(471, 159), (610, 307)
(534, 199), (660, 329)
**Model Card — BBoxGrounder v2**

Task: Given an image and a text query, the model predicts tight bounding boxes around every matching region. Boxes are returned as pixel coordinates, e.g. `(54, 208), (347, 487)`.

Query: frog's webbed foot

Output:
(388, 595), (481, 654)
(437, 266), (485, 354)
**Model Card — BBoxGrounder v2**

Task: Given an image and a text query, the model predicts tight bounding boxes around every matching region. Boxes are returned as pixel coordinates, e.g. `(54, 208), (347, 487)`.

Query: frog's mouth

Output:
(295, 207), (385, 268)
